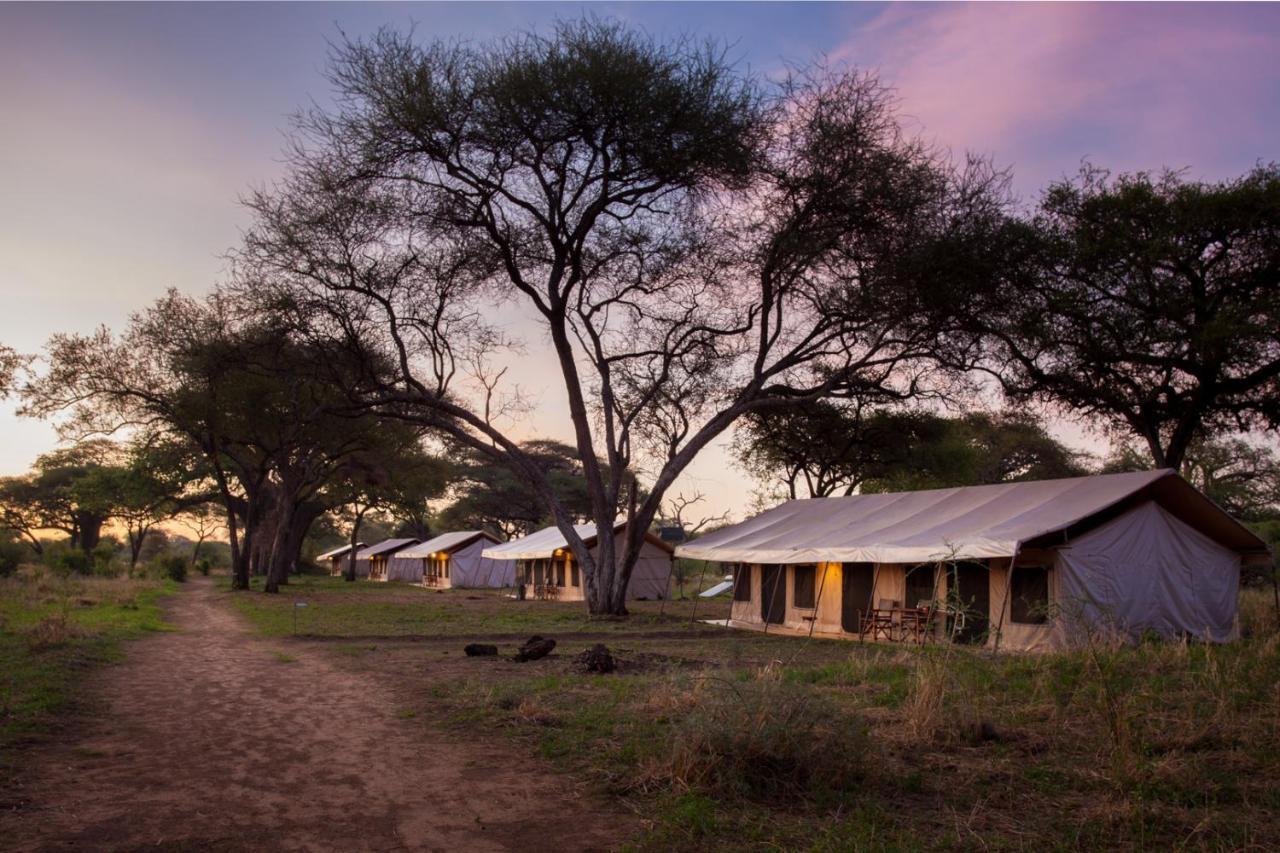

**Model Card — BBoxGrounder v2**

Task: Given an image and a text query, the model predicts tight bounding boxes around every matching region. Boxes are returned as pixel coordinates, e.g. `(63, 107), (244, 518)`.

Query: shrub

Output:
(157, 555), (187, 583)
(195, 558), (212, 577)
(46, 547), (92, 577)
(640, 671), (869, 801)
(91, 538), (122, 577)
(0, 538), (26, 578)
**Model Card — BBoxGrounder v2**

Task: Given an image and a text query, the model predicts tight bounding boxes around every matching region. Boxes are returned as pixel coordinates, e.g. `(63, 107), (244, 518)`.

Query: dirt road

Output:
(2, 578), (633, 852)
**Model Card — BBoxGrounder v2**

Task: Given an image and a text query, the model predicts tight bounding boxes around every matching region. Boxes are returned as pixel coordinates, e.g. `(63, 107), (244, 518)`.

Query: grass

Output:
(304, 582), (1280, 850)
(225, 572), (731, 639)
(0, 565), (174, 781)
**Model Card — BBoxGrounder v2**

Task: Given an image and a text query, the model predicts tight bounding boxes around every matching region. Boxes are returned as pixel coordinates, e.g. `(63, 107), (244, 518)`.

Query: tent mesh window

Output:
(570, 561), (580, 587)
(1010, 565), (1050, 624)
(555, 560), (566, 587)
(793, 565), (816, 608)
(733, 564), (752, 602)
(905, 565), (936, 609)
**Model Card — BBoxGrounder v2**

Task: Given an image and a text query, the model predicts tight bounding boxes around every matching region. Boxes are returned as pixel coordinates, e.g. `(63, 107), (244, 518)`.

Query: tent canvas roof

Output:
(317, 543), (363, 560)
(482, 521), (675, 560)
(399, 531), (499, 559)
(675, 470), (1268, 565)
(356, 538), (419, 559)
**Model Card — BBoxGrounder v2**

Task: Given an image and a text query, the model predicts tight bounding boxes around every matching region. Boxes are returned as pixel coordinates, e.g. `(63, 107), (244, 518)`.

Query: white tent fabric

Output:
(1054, 502), (1241, 643)
(484, 521), (673, 600)
(677, 470), (1180, 564)
(317, 543), (361, 561)
(399, 531), (515, 588)
(482, 523), (603, 560)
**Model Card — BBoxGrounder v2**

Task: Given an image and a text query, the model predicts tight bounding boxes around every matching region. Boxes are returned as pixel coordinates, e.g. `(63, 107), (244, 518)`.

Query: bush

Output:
(91, 538), (122, 577)
(156, 554), (187, 583)
(0, 538), (26, 578)
(641, 670), (869, 801)
(195, 558), (212, 577)
(45, 546), (92, 577)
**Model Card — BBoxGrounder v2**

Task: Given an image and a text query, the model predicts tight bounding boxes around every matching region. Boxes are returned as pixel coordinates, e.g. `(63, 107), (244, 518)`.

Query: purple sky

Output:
(2, 2), (1277, 518)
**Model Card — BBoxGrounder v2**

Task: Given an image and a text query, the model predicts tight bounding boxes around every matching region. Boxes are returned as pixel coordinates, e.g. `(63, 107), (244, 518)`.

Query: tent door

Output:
(949, 561), (991, 644)
(760, 565), (786, 624)
(841, 562), (874, 633)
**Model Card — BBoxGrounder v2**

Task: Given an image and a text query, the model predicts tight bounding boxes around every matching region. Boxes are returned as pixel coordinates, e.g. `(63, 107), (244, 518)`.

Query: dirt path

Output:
(1, 578), (634, 852)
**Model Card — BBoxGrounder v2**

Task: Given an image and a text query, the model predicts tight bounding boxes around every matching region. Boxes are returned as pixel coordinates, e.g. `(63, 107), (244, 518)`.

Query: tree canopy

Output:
(736, 404), (1088, 500)
(965, 164), (1280, 469)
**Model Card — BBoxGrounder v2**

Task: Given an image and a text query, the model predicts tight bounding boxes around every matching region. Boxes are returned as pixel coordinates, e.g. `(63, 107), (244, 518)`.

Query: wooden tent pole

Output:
(862, 563), (882, 643)
(688, 559), (710, 625)
(806, 562), (830, 640)
(992, 548), (1019, 654)
(658, 556), (675, 618)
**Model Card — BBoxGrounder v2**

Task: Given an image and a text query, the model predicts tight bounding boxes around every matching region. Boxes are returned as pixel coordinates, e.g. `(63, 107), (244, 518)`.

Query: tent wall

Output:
(517, 532), (672, 601)
(988, 558), (1058, 652)
(385, 554), (425, 583)
(1050, 502), (1241, 644)
(730, 562), (945, 635)
(449, 538), (516, 588)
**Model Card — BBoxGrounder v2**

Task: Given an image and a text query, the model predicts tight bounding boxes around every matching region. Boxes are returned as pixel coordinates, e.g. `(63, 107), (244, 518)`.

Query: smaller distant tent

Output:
(397, 531), (515, 588)
(318, 543), (364, 577)
(483, 521), (673, 602)
(358, 539), (421, 582)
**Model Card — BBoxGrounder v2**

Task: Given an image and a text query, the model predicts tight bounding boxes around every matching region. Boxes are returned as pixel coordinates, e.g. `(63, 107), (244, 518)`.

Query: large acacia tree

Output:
(964, 164), (1280, 469)
(239, 21), (1003, 615)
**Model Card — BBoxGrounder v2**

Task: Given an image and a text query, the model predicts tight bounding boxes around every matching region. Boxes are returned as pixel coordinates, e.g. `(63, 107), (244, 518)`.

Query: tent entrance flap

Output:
(841, 562), (874, 633)
(949, 561), (991, 644)
(761, 565), (786, 624)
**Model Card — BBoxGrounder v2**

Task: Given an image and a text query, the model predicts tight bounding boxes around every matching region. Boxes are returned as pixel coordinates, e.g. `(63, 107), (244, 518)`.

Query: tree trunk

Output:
(345, 506), (368, 583)
(79, 515), (104, 553)
(264, 496), (296, 594)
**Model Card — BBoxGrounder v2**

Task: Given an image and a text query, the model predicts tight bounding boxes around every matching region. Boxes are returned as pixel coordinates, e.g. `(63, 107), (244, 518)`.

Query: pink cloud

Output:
(831, 3), (1279, 191)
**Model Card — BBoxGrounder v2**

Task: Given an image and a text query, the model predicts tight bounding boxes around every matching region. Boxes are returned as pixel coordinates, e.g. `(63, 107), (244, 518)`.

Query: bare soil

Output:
(0, 578), (635, 852)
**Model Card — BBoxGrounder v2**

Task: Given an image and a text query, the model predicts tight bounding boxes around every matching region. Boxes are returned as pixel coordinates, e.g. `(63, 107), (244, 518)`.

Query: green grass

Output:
(0, 567), (174, 779)
(391, 590), (1280, 851)
(225, 573), (730, 639)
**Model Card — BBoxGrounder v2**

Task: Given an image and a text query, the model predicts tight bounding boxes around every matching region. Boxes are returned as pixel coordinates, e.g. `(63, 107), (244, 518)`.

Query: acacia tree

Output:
(736, 404), (1085, 499)
(238, 21), (1002, 615)
(966, 164), (1280, 469)
(1104, 436), (1280, 522)
(0, 441), (121, 554)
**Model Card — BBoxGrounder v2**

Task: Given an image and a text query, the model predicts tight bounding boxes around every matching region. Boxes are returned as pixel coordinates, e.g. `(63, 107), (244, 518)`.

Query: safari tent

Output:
(676, 470), (1271, 652)
(319, 542), (364, 576)
(359, 538), (421, 582)
(395, 531), (516, 588)
(482, 521), (674, 601)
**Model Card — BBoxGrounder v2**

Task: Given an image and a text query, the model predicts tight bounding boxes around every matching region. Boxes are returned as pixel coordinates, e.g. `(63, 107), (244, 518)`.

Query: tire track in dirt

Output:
(1, 578), (634, 852)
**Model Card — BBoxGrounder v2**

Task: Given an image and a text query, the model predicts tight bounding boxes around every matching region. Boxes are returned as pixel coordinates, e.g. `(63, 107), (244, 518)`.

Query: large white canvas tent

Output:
(396, 531), (516, 588)
(677, 470), (1270, 651)
(318, 542), (364, 576)
(358, 539), (421, 582)
(482, 521), (674, 601)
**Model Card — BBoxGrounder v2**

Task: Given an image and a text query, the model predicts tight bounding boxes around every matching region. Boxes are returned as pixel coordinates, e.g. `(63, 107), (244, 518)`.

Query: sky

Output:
(1, 2), (1278, 521)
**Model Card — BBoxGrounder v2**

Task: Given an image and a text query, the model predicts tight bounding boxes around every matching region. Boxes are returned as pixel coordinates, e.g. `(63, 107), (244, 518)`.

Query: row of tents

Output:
(319, 469), (1272, 652)
(317, 522), (675, 601)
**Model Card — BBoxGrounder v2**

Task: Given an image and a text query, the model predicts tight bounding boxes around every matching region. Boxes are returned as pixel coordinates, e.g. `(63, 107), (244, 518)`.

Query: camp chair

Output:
(863, 598), (900, 642)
